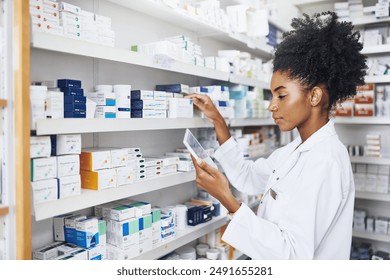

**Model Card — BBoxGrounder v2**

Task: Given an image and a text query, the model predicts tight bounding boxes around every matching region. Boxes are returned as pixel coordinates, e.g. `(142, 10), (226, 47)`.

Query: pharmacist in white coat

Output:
(188, 12), (367, 259)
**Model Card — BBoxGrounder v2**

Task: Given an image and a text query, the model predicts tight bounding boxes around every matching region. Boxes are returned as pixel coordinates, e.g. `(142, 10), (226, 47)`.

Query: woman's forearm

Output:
(213, 115), (231, 146)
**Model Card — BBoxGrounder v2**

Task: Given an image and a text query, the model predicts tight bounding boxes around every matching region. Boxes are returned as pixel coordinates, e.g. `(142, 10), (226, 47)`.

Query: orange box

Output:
(335, 98), (354, 116)
(354, 104), (375, 117)
(355, 83), (375, 104)
(80, 149), (111, 171)
(80, 169), (117, 191)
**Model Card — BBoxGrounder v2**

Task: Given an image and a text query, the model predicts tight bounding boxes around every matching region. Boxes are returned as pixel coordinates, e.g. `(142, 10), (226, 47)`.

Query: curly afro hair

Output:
(273, 12), (367, 110)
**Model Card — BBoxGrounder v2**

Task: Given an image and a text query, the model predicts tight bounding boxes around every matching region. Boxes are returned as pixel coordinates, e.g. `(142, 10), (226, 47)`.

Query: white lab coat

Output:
(213, 120), (355, 259)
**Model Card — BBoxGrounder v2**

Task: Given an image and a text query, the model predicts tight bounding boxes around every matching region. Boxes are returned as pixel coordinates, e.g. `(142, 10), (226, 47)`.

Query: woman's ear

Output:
(309, 86), (324, 107)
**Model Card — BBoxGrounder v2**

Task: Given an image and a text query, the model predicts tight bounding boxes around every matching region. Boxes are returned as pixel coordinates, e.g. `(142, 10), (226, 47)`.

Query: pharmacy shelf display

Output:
(35, 118), (214, 135)
(361, 44), (390, 55)
(33, 171), (196, 221)
(355, 192), (390, 202)
(350, 156), (390, 166)
(352, 231), (390, 243)
(365, 75), (390, 84)
(31, 32), (230, 82)
(333, 117), (390, 125)
(132, 215), (228, 260)
(107, 0), (274, 58)
(35, 118), (275, 135)
(31, 32), (270, 89)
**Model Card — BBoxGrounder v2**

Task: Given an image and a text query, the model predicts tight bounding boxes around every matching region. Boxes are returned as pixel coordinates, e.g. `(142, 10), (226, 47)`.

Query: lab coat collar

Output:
(295, 120), (336, 153)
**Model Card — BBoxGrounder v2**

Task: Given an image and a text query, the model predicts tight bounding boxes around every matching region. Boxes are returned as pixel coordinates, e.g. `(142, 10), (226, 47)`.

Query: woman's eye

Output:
(278, 95), (286, 99)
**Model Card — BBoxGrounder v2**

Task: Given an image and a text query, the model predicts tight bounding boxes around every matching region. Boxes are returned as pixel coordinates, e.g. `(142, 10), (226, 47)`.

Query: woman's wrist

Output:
(220, 192), (241, 214)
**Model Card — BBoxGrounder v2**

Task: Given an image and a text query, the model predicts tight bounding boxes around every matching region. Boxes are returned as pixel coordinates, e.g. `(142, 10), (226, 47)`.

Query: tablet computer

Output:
(183, 129), (218, 169)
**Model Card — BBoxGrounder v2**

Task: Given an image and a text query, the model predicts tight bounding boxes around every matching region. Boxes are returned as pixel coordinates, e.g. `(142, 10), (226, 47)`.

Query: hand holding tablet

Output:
(183, 129), (218, 169)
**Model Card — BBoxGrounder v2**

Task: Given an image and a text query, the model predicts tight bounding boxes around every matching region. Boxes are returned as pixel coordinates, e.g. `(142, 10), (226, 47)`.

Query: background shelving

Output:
(333, 117), (390, 125)
(361, 44), (390, 55)
(353, 231), (390, 243)
(0, 99), (6, 108)
(0, 206), (9, 216)
(355, 192), (390, 202)
(350, 156), (390, 165)
(107, 0), (274, 58)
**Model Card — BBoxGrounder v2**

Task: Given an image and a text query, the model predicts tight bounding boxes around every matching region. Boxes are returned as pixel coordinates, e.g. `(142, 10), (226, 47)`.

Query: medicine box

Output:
(154, 91), (173, 101)
(57, 154), (80, 177)
(76, 217), (99, 249)
(106, 243), (139, 260)
(131, 99), (167, 110)
(98, 219), (107, 246)
(64, 215), (87, 244)
(64, 95), (86, 105)
(64, 111), (86, 118)
(80, 149), (111, 171)
(138, 214), (152, 254)
(127, 158), (145, 169)
(178, 159), (195, 172)
(51, 134), (82, 155)
(109, 149), (128, 168)
(31, 179), (58, 204)
(57, 174), (81, 199)
(116, 166), (135, 186)
(131, 109), (167, 118)
(64, 102), (86, 112)
(103, 203), (136, 221)
(144, 158), (162, 167)
(80, 168), (117, 191)
(95, 105), (116, 118)
(160, 164), (178, 175)
(60, 2), (81, 14)
(155, 84), (189, 94)
(57, 79), (81, 88)
(46, 91), (64, 119)
(168, 98), (193, 118)
(151, 220), (162, 249)
(60, 87), (84, 96)
(87, 92), (116, 106)
(30, 136), (51, 158)
(31, 156), (57, 181)
(33, 241), (64, 260)
(86, 245), (105, 260)
(108, 218), (139, 251)
(54, 213), (74, 241)
(127, 152), (143, 159)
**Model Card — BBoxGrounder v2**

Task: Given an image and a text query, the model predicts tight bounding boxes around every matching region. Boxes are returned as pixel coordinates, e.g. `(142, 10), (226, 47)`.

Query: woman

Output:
(189, 12), (366, 259)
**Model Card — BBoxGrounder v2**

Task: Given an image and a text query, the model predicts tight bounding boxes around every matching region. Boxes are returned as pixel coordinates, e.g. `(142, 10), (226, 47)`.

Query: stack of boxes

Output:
(335, 83), (375, 117)
(353, 208), (390, 237)
(165, 35), (204, 66)
(114, 85), (131, 118)
(33, 213), (107, 260)
(30, 134), (82, 204)
(366, 133), (381, 158)
(95, 200), (159, 259)
(353, 162), (389, 194)
(87, 85), (116, 118)
(51, 134), (82, 199)
(30, 0), (63, 35)
(130, 90), (168, 119)
(30, 86), (48, 130)
(29, 1), (116, 47)
(58, 79), (86, 118)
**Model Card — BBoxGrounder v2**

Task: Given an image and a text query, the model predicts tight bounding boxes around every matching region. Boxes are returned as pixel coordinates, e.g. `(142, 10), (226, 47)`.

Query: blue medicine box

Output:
(57, 79), (82, 88)
(64, 103), (87, 112)
(131, 109), (142, 118)
(64, 95), (86, 104)
(131, 100), (143, 110)
(60, 87), (84, 96)
(64, 111), (86, 118)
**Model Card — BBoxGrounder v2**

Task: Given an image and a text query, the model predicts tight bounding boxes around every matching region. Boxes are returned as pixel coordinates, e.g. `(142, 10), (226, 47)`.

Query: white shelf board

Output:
(352, 16), (390, 27)
(31, 32), (230, 82)
(107, 0), (273, 58)
(35, 118), (214, 135)
(229, 74), (270, 89)
(230, 118), (276, 127)
(365, 75), (390, 83)
(293, 0), (336, 9)
(333, 117), (390, 125)
(132, 215), (228, 259)
(355, 192), (390, 202)
(350, 156), (390, 165)
(362, 44), (390, 55)
(33, 171), (196, 221)
(353, 231), (390, 243)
